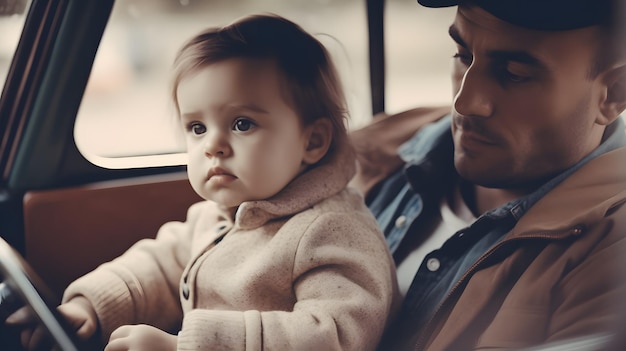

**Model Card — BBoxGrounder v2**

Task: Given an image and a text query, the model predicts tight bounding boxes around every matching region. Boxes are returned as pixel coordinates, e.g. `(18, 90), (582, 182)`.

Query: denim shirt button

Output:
(395, 215), (407, 228)
(426, 258), (441, 272)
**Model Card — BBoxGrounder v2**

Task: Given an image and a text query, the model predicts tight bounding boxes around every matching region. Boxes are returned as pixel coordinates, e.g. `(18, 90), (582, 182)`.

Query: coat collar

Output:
(511, 146), (626, 237)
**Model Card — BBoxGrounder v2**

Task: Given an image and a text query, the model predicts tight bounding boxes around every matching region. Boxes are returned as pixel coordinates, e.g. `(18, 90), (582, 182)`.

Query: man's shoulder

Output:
(349, 105), (450, 196)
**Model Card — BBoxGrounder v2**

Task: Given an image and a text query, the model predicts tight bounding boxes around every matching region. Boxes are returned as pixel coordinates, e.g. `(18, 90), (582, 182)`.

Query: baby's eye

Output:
(188, 122), (206, 135)
(233, 118), (256, 132)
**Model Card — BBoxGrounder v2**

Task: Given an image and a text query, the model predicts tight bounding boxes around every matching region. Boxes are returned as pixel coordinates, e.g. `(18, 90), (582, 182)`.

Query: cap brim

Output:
(416, 0), (612, 31)
(417, 0), (459, 7)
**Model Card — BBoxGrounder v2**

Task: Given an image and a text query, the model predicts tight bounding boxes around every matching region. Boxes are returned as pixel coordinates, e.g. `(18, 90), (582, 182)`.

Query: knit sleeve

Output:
(62, 201), (207, 340)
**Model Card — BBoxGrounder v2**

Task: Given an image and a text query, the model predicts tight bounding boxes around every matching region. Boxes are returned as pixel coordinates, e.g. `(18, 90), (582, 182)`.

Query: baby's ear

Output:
(302, 118), (333, 165)
(598, 63), (626, 125)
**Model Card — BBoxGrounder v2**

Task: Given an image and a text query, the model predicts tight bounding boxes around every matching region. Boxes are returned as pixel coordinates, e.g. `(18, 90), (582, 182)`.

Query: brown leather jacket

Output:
(351, 106), (626, 350)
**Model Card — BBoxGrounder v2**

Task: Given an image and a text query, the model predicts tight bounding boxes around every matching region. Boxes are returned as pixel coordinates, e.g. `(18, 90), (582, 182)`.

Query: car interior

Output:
(0, 0), (623, 350)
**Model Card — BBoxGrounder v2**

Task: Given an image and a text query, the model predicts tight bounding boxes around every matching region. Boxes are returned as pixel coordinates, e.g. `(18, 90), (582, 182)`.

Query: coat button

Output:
(395, 215), (407, 228)
(426, 258), (440, 272)
(182, 283), (190, 300)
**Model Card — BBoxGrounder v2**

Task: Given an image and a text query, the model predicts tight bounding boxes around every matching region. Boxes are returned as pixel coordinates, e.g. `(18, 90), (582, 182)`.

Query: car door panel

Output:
(22, 172), (201, 298)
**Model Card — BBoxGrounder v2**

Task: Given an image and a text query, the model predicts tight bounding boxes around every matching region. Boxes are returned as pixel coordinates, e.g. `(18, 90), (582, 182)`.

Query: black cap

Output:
(417, 0), (615, 31)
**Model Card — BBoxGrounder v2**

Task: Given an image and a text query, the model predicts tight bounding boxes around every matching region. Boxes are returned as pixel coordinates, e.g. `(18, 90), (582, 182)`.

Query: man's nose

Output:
(453, 64), (494, 118)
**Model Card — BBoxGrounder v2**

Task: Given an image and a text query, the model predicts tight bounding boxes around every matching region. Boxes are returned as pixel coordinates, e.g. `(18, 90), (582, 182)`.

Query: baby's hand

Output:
(57, 296), (100, 340)
(5, 305), (56, 351)
(5, 296), (99, 351)
(105, 324), (177, 351)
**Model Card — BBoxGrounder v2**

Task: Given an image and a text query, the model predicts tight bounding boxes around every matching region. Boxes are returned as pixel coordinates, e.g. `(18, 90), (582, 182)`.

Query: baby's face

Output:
(177, 58), (309, 208)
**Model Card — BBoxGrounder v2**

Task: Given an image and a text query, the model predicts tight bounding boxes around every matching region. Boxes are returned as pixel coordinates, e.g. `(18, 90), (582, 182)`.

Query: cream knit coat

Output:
(63, 140), (399, 351)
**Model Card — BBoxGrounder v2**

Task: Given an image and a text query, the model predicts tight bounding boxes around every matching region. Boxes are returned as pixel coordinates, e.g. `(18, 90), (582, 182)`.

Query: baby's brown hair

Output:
(171, 13), (349, 156)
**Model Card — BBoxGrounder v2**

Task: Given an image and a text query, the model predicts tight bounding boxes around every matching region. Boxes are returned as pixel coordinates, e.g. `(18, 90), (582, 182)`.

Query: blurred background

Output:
(0, 0), (456, 168)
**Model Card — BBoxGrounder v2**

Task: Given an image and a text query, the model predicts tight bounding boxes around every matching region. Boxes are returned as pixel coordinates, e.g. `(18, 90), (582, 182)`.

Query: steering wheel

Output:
(0, 236), (99, 351)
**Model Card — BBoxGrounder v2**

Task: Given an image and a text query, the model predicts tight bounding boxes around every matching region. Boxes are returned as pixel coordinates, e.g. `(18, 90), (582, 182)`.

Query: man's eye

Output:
(189, 122), (206, 135)
(233, 118), (255, 132)
(453, 52), (472, 66)
(501, 62), (532, 83)
(502, 68), (531, 83)
(506, 72), (530, 83)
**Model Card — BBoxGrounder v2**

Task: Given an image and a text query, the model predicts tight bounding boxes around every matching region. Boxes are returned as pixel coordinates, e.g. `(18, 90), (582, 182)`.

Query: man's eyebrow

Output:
(487, 51), (545, 69)
(448, 24), (546, 69)
(448, 25), (467, 48)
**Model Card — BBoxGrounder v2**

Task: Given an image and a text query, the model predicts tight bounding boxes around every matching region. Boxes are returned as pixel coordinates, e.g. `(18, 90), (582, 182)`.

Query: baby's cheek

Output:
(186, 165), (206, 198)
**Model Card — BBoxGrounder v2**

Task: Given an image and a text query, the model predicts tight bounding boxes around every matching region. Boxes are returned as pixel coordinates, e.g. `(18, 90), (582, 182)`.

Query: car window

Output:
(73, 0), (456, 169)
(0, 0), (30, 85)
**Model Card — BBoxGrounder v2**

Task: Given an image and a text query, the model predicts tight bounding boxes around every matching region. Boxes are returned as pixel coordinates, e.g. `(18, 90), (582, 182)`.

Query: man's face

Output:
(449, 5), (607, 189)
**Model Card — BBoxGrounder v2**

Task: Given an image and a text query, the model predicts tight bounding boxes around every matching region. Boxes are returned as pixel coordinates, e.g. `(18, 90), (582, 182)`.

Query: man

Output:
(350, 0), (626, 350)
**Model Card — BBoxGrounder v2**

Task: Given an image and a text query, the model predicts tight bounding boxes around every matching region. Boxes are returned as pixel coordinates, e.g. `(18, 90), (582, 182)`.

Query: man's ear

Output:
(302, 118), (333, 165)
(598, 64), (626, 125)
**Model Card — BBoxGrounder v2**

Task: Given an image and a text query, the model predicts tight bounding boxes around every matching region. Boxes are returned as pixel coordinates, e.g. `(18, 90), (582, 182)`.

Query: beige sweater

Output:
(63, 141), (400, 351)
